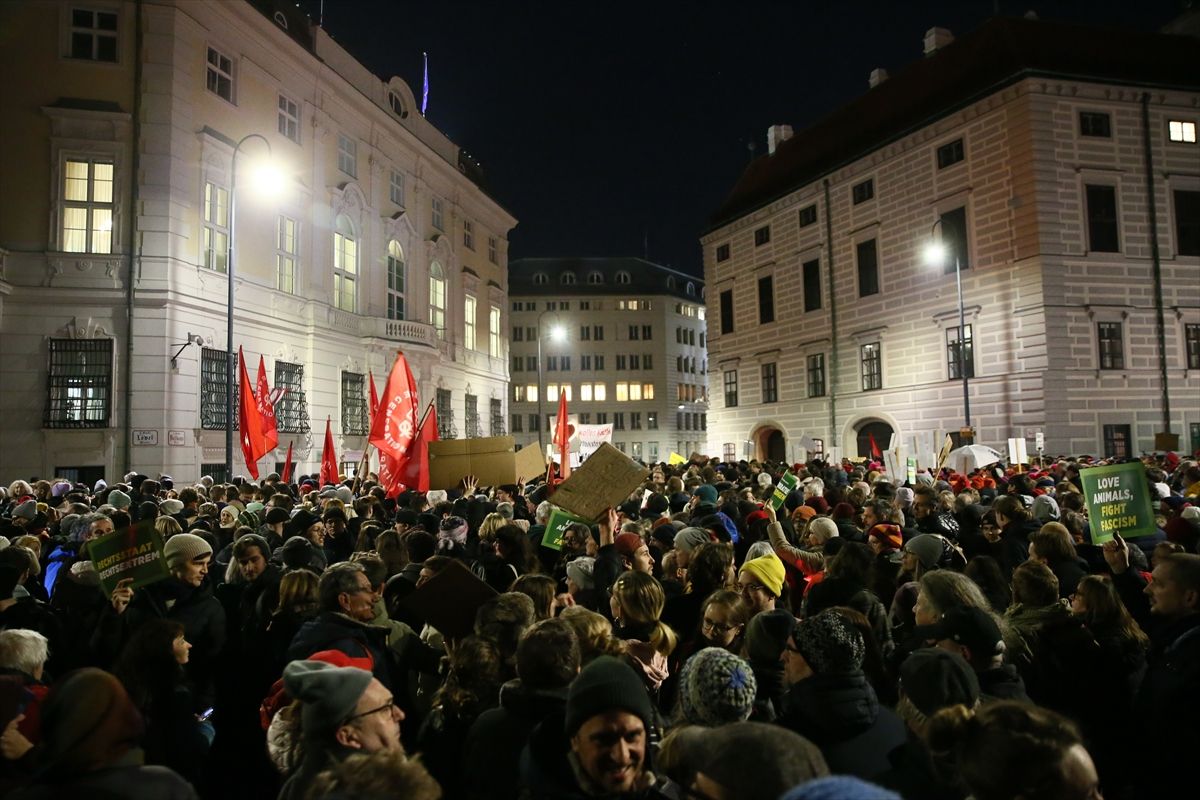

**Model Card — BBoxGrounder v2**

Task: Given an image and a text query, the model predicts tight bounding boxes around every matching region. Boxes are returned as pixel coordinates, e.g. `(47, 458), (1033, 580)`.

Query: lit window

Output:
(464, 295), (477, 350)
(389, 170), (405, 206)
(206, 46), (234, 102)
(429, 260), (446, 338)
(642, 383), (655, 400)
(45, 338), (113, 428)
(278, 94), (300, 143)
(386, 241), (405, 320)
(861, 343), (882, 391)
(62, 159), (114, 254)
(69, 8), (118, 62)
(1169, 120), (1197, 143)
(489, 305), (501, 358)
(616, 382), (629, 402)
(276, 215), (297, 293)
(201, 180), (228, 271)
(332, 215), (357, 312)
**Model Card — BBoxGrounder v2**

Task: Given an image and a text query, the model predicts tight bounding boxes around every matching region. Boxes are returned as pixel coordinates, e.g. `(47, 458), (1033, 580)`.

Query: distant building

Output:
(703, 17), (1200, 463)
(508, 258), (708, 463)
(0, 0), (516, 484)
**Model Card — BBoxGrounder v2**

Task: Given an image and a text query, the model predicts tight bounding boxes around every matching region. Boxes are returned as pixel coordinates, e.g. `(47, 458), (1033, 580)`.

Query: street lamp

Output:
(924, 219), (971, 440)
(535, 311), (566, 449)
(226, 133), (284, 481)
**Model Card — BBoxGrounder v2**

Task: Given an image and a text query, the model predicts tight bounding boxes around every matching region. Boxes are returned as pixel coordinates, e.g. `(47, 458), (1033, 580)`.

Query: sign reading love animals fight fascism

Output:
(1080, 462), (1157, 544)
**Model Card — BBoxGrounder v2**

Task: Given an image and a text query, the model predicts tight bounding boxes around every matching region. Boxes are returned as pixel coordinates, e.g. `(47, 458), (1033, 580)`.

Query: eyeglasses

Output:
(342, 698), (396, 725)
(739, 583), (767, 595)
(702, 618), (737, 635)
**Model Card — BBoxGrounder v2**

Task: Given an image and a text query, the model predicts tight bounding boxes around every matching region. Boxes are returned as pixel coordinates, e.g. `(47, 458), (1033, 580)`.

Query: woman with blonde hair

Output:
(478, 512), (508, 544)
(154, 515), (182, 540)
(559, 606), (626, 665)
(609, 570), (677, 692)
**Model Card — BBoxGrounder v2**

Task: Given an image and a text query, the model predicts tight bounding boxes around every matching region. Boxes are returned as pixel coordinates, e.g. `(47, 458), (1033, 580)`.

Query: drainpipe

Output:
(823, 178), (838, 449)
(1141, 92), (1171, 436)
(123, 0), (144, 474)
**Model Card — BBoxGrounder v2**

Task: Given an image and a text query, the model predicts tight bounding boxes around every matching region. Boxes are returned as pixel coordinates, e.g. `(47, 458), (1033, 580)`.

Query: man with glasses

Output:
(737, 554), (786, 618)
(278, 659), (405, 800)
(288, 562), (396, 693)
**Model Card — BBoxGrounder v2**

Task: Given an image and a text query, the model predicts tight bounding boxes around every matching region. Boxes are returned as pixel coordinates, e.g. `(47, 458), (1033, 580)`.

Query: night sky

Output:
(301, 0), (1188, 277)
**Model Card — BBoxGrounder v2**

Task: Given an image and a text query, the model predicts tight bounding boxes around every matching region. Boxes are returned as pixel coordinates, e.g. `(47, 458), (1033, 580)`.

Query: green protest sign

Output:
(1080, 462), (1157, 544)
(86, 520), (169, 597)
(770, 471), (799, 511)
(541, 506), (593, 551)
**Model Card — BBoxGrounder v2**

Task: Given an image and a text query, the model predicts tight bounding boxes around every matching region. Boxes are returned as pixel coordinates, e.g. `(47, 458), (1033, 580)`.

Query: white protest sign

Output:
(576, 423), (614, 462)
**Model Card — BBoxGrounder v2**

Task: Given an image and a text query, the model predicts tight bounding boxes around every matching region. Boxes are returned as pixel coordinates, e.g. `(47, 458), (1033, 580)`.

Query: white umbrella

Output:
(946, 444), (1004, 474)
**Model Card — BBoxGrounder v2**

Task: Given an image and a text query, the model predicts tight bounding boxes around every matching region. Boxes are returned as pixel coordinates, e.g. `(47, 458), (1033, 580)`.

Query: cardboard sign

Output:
(86, 521), (169, 598)
(936, 434), (954, 472)
(769, 470), (799, 511)
(428, 436), (521, 489)
(883, 449), (904, 485)
(398, 558), (498, 641)
(551, 441), (649, 520)
(514, 441), (547, 482)
(906, 457), (917, 487)
(575, 423), (614, 462)
(1081, 462), (1157, 543)
(541, 506), (594, 551)
(668, 452), (687, 465)
(1007, 437), (1029, 466)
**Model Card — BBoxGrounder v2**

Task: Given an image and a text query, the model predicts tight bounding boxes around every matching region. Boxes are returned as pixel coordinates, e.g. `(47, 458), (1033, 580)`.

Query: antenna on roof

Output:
(747, 139), (757, 163)
(643, 227), (649, 260)
(319, 0), (324, 26)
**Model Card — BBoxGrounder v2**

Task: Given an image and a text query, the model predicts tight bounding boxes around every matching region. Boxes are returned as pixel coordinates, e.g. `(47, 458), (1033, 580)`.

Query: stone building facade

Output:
(0, 0), (516, 484)
(508, 258), (708, 463)
(702, 18), (1200, 464)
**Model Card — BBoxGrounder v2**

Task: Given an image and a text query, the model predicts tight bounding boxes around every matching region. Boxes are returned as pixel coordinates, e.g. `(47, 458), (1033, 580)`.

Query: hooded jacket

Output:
(287, 610), (396, 691)
(462, 679), (571, 800)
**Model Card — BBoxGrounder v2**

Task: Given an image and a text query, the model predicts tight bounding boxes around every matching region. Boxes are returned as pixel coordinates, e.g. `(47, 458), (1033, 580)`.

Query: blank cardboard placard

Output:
(427, 436), (518, 489)
(398, 559), (498, 641)
(551, 441), (649, 520)
(514, 441), (546, 481)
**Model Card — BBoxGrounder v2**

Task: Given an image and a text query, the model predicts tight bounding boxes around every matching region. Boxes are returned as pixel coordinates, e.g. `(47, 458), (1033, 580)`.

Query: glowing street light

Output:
(926, 220), (971, 439)
(536, 313), (566, 449)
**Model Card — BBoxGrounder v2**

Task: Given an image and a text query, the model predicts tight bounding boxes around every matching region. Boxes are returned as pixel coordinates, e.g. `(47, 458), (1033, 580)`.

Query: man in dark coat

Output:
(462, 618), (580, 800)
(912, 606), (1027, 702)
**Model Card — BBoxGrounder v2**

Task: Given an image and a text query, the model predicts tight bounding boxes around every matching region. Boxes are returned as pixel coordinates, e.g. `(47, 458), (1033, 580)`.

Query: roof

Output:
(509, 257), (704, 301)
(709, 16), (1200, 230)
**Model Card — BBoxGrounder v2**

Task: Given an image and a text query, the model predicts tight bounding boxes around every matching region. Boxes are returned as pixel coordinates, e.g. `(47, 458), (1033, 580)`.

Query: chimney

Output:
(767, 124), (793, 155)
(923, 27), (954, 56)
(868, 68), (889, 88)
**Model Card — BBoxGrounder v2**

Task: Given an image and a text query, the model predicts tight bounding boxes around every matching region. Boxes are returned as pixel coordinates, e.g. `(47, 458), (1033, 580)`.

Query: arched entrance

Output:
(855, 420), (894, 459)
(754, 426), (787, 462)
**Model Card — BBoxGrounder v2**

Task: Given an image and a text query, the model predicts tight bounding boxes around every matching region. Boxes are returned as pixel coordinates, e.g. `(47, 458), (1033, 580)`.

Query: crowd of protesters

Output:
(0, 448), (1197, 799)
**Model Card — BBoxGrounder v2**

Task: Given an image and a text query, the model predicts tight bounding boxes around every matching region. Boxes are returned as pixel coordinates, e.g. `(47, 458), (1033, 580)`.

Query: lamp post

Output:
(925, 219), (971, 440)
(535, 311), (566, 450)
(225, 133), (282, 481)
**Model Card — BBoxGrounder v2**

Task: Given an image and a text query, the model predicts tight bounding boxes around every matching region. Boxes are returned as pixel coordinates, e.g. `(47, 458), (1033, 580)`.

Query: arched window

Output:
(588, 271), (603, 285)
(333, 215), (357, 312)
(429, 260), (446, 339)
(386, 240), (405, 320)
(561, 271), (577, 285)
(667, 276), (677, 290)
(533, 272), (548, 285)
(388, 91), (407, 119)
(273, 11), (288, 29)
(686, 282), (695, 296)
(615, 271), (631, 285)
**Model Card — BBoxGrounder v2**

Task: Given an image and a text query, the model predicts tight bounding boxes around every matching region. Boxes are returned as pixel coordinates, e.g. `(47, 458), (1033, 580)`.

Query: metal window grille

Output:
(44, 338), (113, 428)
(491, 399), (504, 436)
(437, 388), (455, 439)
(200, 347), (237, 430)
(275, 361), (309, 433)
(1098, 323), (1124, 370)
(947, 325), (975, 379)
(341, 372), (368, 435)
(465, 394), (480, 438)
(1103, 424), (1131, 459)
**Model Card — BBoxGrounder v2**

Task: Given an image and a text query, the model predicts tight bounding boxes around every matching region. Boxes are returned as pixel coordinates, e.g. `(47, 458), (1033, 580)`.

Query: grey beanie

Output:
(12, 501), (36, 521)
(283, 659), (373, 734)
(163, 532), (213, 569)
(792, 610), (865, 675)
(674, 527), (710, 554)
(565, 556), (596, 590)
(159, 499), (184, 516)
(1031, 494), (1060, 523)
(745, 608), (795, 664)
(903, 534), (946, 570)
(678, 647), (757, 727)
(108, 489), (132, 510)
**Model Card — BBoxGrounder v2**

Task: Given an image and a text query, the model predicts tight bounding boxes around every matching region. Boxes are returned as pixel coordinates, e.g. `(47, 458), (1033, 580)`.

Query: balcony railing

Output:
(363, 317), (439, 348)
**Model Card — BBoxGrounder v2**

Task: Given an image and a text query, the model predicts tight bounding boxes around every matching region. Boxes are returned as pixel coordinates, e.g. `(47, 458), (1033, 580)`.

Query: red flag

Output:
(368, 371), (380, 426)
(869, 431), (882, 459)
(397, 404), (438, 494)
(281, 441), (294, 483)
(553, 388), (571, 480)
(369, 352), (420, 480)
(238, 348), (270, 480)
(320, 417), (338, 487)
(255, 356), (279, 451)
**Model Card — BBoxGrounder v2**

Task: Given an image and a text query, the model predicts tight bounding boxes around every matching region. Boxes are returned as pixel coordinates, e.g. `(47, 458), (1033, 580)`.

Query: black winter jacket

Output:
(463, 680), (570, 800)
(287, 611), (396, 690)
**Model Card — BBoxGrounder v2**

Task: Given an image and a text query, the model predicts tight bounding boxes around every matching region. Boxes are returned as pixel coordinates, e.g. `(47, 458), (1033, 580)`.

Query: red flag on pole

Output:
(397, 404), (438, 494)
(255, 356), (279, 452)
(370, 352), (420, 494)
(368, 371), (380, 426)
(320, 417), (338, 487)
(553, 388), (571, 480)
(238, 348), (270, 480)
(869, 431), (882, 459)
(281, 441), (294, 483)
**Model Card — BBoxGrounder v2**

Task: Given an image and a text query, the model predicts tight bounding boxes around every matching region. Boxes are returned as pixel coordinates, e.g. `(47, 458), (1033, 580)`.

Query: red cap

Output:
(309, 648), (374, 673)
(614, 532), (643, 557)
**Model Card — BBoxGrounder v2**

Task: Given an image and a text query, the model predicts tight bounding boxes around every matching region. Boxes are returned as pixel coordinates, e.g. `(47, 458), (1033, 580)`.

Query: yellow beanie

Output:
(739, 555), (785, 597)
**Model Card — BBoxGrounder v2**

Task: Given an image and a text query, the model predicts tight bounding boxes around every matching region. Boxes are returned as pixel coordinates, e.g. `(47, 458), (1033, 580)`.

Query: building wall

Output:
(508, 288), (709, 464)
(0, 0), (516, 483)
(703, 76), (1200, 463)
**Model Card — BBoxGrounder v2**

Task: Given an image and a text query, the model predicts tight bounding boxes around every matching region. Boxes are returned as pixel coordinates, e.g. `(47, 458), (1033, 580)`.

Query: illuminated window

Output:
(276, 215), (297, 293)
(387, 241), (405, 320)
(201, 180), (228, 271)
(332, 215), (357, 312)
(463, 295), (477, 350)
(429, 260), (446, 338)
(489, 305), (501, 357)
(1168, 120), (1197, 143)
(63, 159), (115, 254)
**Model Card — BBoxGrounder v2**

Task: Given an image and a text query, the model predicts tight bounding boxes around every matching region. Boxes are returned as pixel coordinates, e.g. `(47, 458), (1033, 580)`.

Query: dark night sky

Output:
(300, 0), (1188, 276)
